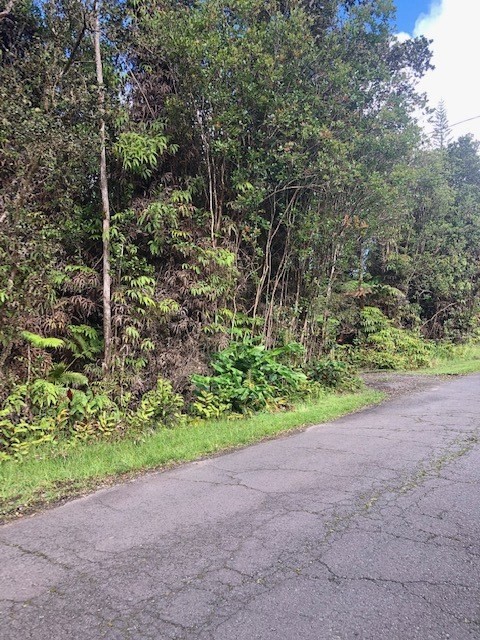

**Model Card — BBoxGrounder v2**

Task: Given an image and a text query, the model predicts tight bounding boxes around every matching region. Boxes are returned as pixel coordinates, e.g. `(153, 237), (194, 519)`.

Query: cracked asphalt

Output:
(1, 374), (480, 640)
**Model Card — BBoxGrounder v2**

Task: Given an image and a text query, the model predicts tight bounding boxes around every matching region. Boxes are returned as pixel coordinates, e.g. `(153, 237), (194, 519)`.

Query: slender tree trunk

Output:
(252, 223), (273, 320)
(320, 242), (340, 352)
(194, 105), (216, 246)
(264, 229), (291, 347)
(93, 1), (112, 372)
(357, 237), (365, 310)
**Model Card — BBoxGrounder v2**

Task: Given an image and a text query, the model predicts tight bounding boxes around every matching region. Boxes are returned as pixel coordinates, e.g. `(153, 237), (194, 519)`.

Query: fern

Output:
(66, 325), (102, 361)
(47, 363), (89, 388)
(21, 330), (65, 350)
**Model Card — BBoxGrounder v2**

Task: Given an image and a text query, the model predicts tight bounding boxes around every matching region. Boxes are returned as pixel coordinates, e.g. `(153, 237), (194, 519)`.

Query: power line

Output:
(450, 115), (480, 129)
(424, 114), (480, 139)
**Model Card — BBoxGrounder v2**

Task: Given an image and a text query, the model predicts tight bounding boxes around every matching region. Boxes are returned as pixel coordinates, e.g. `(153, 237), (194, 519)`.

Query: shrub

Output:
(0, 375), (185, 461)
(352, 307), (434, 370)
(190, 390), (231, 420)
(0, 379), (123, 460)
(191, 341), (308, 416)
(308, 359), (362, 391)
(128, 378), (184, 431)
(0, 414), (57, 461)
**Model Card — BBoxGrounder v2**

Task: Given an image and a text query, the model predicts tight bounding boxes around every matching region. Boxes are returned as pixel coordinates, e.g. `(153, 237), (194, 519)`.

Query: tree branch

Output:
(61, 13), (87, 77)
(420, 302), (457, 329)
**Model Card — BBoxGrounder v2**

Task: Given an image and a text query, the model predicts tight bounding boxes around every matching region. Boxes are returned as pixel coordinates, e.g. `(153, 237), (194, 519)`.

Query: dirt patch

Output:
(362, 371), (445, 398)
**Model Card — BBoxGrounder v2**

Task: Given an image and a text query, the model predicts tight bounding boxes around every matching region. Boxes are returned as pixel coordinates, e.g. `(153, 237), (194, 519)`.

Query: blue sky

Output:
(392, 0), (480, 141)
(394, 0), (432, 33)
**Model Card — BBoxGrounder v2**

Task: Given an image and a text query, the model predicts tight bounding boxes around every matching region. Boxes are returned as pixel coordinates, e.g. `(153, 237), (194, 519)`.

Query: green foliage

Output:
(65, 326), (102, 362)
(47, 364), (89, 388)
(128, 378), (184, 432)
(21, 331), (64, 350)
(29, 379), (62, 409)
(191, 342), (308, 416)
(191, 390), (231, 420)
(307, 359), (362, 392)
(0, 373), (125, 460)
(0, 370), (184, 460)
(0, 375), (186, 460)
(113, 127), (170, 178)
(202, 310), (264, 341)
(2, 0), (480, 466)
(0, 383), (50, 460)
(431, 100), (452, 149)
(0, 415), (56, 462)
(352, 307), (434, 370)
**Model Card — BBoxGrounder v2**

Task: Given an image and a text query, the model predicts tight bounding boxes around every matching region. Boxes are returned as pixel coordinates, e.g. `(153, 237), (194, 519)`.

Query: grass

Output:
(3, 342), (479, 522)
(418, 344), (480, 376)
(0, 389), (383, 521)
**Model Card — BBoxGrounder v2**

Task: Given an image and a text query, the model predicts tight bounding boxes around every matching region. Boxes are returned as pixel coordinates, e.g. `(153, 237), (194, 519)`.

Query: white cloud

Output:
(412, 0), (480, 141)
(395, 31), (411, 44)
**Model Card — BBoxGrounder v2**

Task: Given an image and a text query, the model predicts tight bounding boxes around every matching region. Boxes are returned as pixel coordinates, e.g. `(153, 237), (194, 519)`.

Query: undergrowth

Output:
(2, 321), (479, 465)
(348, 307), (434, 370)
(0, 340), (362, 462)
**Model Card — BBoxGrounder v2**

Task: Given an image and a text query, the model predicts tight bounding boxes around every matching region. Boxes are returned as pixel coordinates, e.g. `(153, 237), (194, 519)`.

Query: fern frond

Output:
(47, 364), (89, 388)
(21, 331), (65, 350)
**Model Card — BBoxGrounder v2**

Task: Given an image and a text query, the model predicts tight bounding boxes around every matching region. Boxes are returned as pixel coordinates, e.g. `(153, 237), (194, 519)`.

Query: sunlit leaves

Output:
(113, 129), (170, 178)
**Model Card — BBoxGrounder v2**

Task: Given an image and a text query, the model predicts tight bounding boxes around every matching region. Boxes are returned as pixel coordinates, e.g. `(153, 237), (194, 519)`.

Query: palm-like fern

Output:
(21, 331), (65, 350)
(47, 363), (88, 388)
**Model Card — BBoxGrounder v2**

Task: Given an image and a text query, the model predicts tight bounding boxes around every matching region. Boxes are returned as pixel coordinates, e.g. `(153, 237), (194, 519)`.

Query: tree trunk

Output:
(320, 242), (340, 352)
(93, 2), (112, 372)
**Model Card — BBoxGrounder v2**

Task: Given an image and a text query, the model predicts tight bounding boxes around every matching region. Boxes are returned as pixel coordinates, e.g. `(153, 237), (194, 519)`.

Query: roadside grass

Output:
(419, 344), (480, 376)
(0, 389), (383, 521)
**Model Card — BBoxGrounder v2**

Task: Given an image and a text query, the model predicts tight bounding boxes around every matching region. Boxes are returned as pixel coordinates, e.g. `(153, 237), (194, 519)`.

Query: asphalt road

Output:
(1, 374), (480, 640)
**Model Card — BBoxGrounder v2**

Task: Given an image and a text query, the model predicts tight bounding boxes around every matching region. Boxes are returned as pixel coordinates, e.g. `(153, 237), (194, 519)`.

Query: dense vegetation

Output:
(1, 0), (480, 460)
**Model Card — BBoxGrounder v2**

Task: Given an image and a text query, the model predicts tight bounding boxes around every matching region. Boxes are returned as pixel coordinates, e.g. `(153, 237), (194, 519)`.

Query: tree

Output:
(92, 0), (112, 372)
(0, 0), (101, 389)
(0, 0), (16, 21)
(432, 100), (452, 149)
(4, 0), (479, 406)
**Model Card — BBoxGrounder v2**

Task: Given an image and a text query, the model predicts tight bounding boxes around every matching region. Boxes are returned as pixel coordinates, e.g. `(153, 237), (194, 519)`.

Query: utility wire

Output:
(424, 114), (480, 139)
(450, 115), (480, 129)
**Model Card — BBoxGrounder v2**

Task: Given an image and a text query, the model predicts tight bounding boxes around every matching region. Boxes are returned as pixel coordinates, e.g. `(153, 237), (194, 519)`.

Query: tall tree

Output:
(92, 0), (112, 372)
(432, 99), (452, 149)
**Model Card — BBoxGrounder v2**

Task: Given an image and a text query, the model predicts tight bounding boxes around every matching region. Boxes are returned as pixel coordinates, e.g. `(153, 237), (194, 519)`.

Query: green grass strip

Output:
(423, 359), (480, 376)
(419, 345), (480, 376)
(0, 389), (383, 521)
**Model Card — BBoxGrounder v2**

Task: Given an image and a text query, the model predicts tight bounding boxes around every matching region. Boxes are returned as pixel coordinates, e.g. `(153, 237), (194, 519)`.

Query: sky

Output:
(394, 0), (480, 141)
(395, 0), (431, 33)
